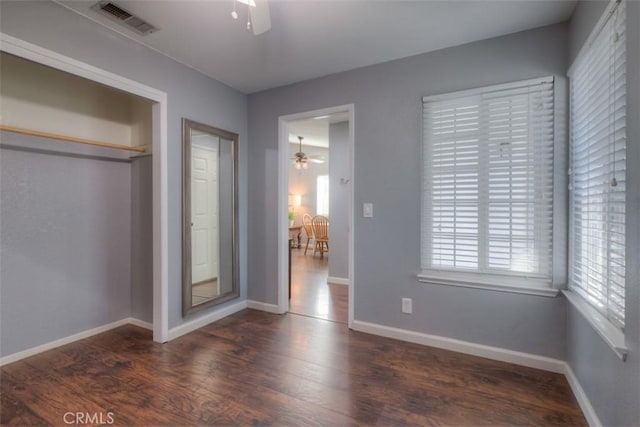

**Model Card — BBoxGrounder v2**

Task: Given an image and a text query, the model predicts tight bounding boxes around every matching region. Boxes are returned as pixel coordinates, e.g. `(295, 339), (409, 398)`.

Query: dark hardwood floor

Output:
(1, 309), (586, 426)
(289, 247), (348, 323)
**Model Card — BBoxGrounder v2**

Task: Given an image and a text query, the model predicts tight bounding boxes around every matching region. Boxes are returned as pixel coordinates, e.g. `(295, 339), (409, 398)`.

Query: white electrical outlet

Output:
(402, 298), (412, 314)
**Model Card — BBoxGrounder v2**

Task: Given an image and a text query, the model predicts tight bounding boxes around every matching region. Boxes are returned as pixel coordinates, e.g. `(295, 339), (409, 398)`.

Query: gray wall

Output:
(328, 122), (349, 279)
(131, 155), (153, 323)
(248, 23), (569, 358)
(0, 0), (248, 332)
(567, 1), (640, 425)
(0, 134), (132, 356)
(568, 0), (609, 65)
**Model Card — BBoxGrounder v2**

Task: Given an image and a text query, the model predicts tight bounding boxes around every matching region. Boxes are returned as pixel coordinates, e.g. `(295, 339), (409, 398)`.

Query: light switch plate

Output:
(363, 203), (373, 218)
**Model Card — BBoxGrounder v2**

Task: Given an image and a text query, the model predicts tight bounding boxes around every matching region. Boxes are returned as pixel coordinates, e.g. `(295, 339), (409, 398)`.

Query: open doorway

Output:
(278, 105), (354, 326)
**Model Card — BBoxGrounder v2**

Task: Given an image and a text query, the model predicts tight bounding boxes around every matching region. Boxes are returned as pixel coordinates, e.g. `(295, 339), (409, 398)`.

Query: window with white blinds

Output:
(421, 77), (555, 287)
(569, 0), (626, 331)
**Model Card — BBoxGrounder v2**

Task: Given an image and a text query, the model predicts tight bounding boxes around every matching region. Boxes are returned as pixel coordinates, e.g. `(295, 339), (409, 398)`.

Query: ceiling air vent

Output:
(91, 1), (158, 36)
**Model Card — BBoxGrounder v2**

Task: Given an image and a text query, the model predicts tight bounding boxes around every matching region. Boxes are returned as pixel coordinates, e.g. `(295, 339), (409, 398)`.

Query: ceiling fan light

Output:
(292, 136), (310, 170)
(231, 10), (238, 19)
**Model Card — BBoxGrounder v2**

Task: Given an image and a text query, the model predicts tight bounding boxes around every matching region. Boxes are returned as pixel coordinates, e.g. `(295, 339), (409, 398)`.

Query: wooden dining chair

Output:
(302, 213), (314, 255)
(311, 215), (329, 257)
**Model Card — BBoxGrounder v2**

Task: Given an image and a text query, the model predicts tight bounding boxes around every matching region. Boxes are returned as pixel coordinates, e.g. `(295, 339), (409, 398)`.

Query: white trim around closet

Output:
(0, 33), (170, 343)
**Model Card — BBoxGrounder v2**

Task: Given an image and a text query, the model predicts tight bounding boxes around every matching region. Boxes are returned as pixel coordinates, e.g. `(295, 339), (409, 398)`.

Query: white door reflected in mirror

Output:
(191, 133), (220, 305)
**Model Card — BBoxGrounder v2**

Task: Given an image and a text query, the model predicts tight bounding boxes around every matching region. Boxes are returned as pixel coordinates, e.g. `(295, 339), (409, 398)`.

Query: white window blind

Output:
(421, 77), (555, 285)
(569, 0), (626, 330)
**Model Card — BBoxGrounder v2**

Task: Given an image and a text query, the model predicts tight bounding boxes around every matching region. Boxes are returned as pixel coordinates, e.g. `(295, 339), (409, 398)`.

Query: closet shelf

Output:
(0, 125), (146, 153)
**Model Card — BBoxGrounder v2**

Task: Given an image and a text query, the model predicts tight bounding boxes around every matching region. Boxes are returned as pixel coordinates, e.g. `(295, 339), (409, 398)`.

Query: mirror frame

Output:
(182, 118), (239, 317)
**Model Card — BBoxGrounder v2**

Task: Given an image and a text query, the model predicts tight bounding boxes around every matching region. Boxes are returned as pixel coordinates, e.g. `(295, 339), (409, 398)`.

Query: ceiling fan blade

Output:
(250, 0), (271, 35)
(308, 158), (325, 164)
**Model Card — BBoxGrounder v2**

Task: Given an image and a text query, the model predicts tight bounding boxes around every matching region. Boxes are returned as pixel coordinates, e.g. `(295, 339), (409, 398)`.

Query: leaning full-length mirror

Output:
(183, 119), (238, 316)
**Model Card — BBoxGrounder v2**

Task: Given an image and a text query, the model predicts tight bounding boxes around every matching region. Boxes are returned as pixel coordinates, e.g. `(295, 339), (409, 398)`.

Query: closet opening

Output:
(0, 40), (168, 362)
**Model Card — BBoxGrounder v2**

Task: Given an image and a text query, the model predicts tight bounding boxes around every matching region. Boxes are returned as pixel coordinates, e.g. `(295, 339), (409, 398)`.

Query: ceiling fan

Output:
(292, 136), (325, 170)
(231, 0), (271, 35)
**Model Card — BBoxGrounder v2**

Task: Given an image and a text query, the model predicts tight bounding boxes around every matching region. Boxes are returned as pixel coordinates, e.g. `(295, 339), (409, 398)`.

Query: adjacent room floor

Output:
(289, 247), (348, 324)
(0, 309), (586, 425)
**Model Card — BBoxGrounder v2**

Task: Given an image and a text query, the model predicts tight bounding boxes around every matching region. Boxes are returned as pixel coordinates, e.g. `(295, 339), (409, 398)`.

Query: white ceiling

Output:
(289, 119), (329, 148)
(56, 0), (577, 94)
(288, 111), (349, 147)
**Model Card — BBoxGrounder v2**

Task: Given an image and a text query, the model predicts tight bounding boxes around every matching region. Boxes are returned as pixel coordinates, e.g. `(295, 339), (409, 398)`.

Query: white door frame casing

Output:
(0, 33), (170, 342)
(277, 105), (355, 327)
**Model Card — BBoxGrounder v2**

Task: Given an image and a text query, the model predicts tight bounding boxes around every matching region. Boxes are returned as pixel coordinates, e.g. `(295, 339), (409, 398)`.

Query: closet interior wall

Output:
(0, 53), (153, 357)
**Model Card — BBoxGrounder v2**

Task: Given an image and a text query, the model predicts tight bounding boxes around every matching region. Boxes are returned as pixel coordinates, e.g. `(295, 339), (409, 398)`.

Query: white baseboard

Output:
(247, 300), (282, 314)
(563, 364), (602, 427)
(351, 320), (565, 373)
(167, 300), (247, 341)
(351, 319), (602, 425)
(0, 301), (247, 366)
(327, 276), (349, 286)
(127, 317), (153, 331)
(0, 318), (132, 366)
(0, 302), (247, 366)
(0, 307), (600, 427)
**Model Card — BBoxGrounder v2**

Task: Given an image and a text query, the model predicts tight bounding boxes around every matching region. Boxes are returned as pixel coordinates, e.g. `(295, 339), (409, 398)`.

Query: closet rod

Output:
(0, 125), (146, 153)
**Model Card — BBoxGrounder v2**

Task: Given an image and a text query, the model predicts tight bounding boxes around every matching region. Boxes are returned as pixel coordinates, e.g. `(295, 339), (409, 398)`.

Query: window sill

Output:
(417, 272), (559, 297)
(563, 290), (628, 361)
